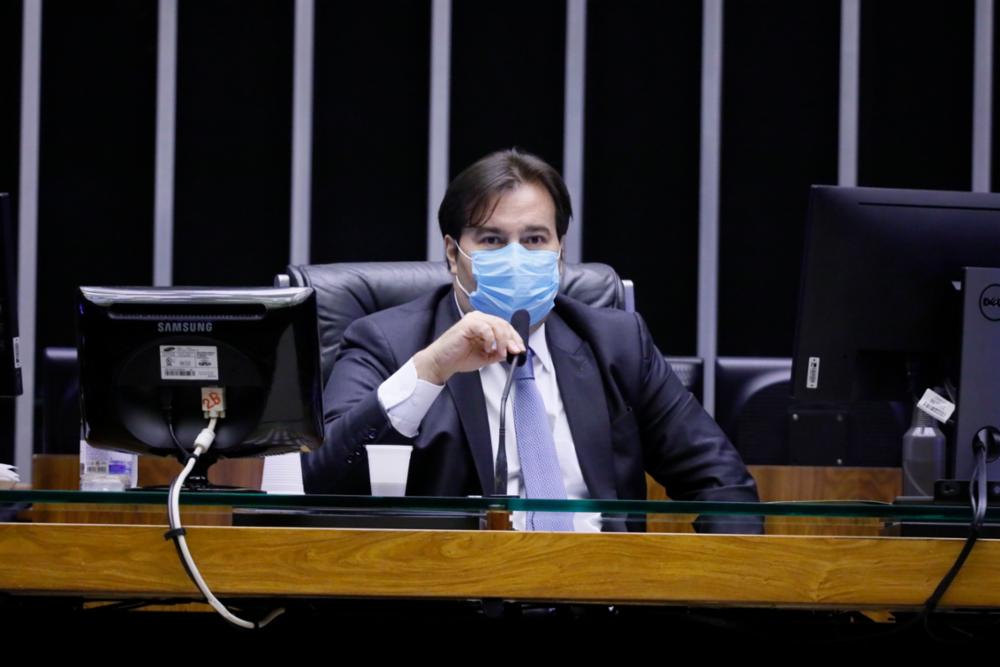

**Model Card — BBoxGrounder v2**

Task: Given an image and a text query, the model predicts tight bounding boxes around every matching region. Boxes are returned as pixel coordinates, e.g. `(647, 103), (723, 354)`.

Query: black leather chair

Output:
(715, 357), (908, 466)
(41, 347), (81, 455)
(715, 357), (793, 464)
(275, 261), (633, 382)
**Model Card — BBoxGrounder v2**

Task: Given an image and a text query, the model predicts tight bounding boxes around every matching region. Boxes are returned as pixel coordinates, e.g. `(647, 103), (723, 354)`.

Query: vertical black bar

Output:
(36, 1), (157, 372)
(173, 0), (293, 285)
(717, 0), (840, 357)
(0, 0), (21, 206)
(310, 1), (431, 264)
(583, 0), (702, 355)
(0, 0), (23, 463)
(859, 0), (974, 190)
(992, 3), (1000, 192)
(449, 0), (566, 177)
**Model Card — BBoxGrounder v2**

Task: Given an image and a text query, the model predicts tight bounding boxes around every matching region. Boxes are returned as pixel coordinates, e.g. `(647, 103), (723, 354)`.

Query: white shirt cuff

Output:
(377, 358), (445, 438)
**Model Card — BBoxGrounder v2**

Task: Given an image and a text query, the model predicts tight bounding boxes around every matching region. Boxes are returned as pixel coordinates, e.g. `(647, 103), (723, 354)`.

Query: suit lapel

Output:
(545, 310), (618, 500)
(433, 293), (494, 494)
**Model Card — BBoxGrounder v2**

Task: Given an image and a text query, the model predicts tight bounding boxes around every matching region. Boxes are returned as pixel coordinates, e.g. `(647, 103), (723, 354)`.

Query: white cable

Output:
(167, 417), (285, 629)
(970, 442), (988, 527)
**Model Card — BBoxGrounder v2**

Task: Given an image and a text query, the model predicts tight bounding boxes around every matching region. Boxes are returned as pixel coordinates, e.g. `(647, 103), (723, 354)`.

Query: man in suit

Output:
(302, 149), (759, 529)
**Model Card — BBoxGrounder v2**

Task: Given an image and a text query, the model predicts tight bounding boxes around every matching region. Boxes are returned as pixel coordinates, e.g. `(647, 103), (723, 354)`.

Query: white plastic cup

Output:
(364, 444), (412, 497)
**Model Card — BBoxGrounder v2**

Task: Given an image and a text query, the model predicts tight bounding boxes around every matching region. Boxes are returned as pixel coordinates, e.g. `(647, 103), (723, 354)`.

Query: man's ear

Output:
(444, 235), (458, 275)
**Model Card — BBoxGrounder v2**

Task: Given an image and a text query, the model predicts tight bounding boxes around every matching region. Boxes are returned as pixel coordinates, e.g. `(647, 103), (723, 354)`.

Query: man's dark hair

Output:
(438, 148), (573, 240)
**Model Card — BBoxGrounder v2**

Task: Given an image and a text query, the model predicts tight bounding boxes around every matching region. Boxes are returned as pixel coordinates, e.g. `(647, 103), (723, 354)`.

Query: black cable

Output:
(166, 417), (192, 462)
(160, 388), (192, 462)
(906, 440), (989, 639)
(837, 438), (993, 644)
(922, 527), (980, 616)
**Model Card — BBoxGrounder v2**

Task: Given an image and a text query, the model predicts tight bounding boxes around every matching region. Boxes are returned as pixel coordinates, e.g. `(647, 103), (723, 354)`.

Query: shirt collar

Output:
(528, 323), (553, 375)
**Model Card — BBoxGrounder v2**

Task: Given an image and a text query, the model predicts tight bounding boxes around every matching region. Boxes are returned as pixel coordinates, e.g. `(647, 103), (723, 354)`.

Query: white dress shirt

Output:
(376, 304), (599, 531)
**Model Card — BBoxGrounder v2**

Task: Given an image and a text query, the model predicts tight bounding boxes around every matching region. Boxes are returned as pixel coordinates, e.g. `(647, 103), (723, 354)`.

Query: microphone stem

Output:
(495, 361), (516, 495)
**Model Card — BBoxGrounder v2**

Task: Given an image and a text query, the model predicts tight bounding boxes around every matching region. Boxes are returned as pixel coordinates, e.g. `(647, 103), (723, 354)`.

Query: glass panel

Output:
(2, 489), (993, 538)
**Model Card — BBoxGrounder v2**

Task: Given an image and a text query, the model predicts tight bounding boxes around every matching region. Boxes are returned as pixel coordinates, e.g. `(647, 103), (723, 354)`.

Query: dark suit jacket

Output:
(302, 285), (759, 510)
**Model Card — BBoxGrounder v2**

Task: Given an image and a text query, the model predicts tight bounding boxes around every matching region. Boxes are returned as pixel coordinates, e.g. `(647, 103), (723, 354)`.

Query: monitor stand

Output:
(952, 266), (1000, 479)
(127, 452), (259, 493)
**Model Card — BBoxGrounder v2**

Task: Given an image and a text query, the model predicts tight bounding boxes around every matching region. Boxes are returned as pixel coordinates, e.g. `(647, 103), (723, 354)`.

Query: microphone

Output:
(495, 309), (530, 495)
(507, 309), (530, 367)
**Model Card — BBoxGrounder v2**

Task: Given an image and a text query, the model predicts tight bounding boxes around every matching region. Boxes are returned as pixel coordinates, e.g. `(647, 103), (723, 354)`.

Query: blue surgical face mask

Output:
(453, 241), (561, 326)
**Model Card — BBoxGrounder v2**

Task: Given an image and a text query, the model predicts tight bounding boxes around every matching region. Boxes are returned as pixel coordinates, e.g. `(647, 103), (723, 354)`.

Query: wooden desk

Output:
(1, 522), (997, 610)
(9, 459), (969, 612)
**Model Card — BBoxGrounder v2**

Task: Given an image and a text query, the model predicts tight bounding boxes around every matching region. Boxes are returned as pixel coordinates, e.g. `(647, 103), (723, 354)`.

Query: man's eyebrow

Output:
(520, 225), (552, 235)
(471, 224), (552, 235)
(472, 226), (505, 235)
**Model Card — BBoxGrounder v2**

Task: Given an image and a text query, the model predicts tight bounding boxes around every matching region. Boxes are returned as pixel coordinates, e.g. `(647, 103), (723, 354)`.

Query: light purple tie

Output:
(513, 349), (574, 531)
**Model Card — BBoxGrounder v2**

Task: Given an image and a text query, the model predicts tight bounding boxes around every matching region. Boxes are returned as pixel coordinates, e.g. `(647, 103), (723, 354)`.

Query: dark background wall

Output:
(0, 0), (993, 463)
(583, 0), (702, 356)
(717, 0), (841, 357)
(858, 0), (974, 191)
(35, 0), (158, 370)
(0, 0), (22, 460)
(311, 1), (430, 264)
(173, 0), (293, 286)
(449, 0), (567, 178)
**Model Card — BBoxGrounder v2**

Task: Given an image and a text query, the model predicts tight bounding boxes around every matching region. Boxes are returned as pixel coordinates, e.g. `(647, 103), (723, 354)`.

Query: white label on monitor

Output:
(917, 388), (955, 424)
(201, 386), (226, 418)
(806, 356), (820, 389)
(159, 345), (219, 381)
(11, 336), (19, 369)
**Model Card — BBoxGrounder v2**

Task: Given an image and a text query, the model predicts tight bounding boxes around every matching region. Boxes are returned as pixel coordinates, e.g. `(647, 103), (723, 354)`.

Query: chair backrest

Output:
(715, 357), (793, 464)
(715, 357), (909, 466)
(41, 347), (81, 455)
(665, 356), (704, 405)
(279, 260), (630, 382)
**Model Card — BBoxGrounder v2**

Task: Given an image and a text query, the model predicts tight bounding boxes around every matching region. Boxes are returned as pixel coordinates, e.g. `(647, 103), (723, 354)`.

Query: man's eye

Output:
(524, 236), (546, 245)
(481, 236), (503, 245)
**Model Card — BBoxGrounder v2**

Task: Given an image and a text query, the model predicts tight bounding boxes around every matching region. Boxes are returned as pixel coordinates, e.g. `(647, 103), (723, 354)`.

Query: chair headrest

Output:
(284, 261), (626, 380)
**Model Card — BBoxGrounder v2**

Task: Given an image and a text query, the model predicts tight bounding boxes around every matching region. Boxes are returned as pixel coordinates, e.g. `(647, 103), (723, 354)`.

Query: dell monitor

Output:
(77, 286), (324, 487)
(792, 185), (1000, 480)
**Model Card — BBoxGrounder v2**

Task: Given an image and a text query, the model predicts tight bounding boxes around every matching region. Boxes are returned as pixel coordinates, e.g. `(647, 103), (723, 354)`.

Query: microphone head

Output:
(509, 309), (530, 366)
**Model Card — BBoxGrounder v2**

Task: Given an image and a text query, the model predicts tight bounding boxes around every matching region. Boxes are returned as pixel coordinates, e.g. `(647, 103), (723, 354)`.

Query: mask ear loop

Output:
(454, 275), (474, 299)
(450, 238), (475, 309)
(453, 239), (474, 261)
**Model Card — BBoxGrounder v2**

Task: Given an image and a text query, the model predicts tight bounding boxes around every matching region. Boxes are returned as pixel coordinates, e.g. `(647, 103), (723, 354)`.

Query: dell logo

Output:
(979, 284), (1000, 322)
(157, 322), (214, 333)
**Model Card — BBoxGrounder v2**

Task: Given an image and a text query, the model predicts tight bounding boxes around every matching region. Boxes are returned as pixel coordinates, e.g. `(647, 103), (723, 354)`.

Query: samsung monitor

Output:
(77, 286), (324, 487)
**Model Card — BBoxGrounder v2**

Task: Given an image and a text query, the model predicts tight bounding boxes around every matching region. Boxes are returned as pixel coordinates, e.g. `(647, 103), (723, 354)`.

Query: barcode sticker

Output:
(159, 345), (219, 381)
(806, 356), (820, 389)
(917, 388), (956, 424)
